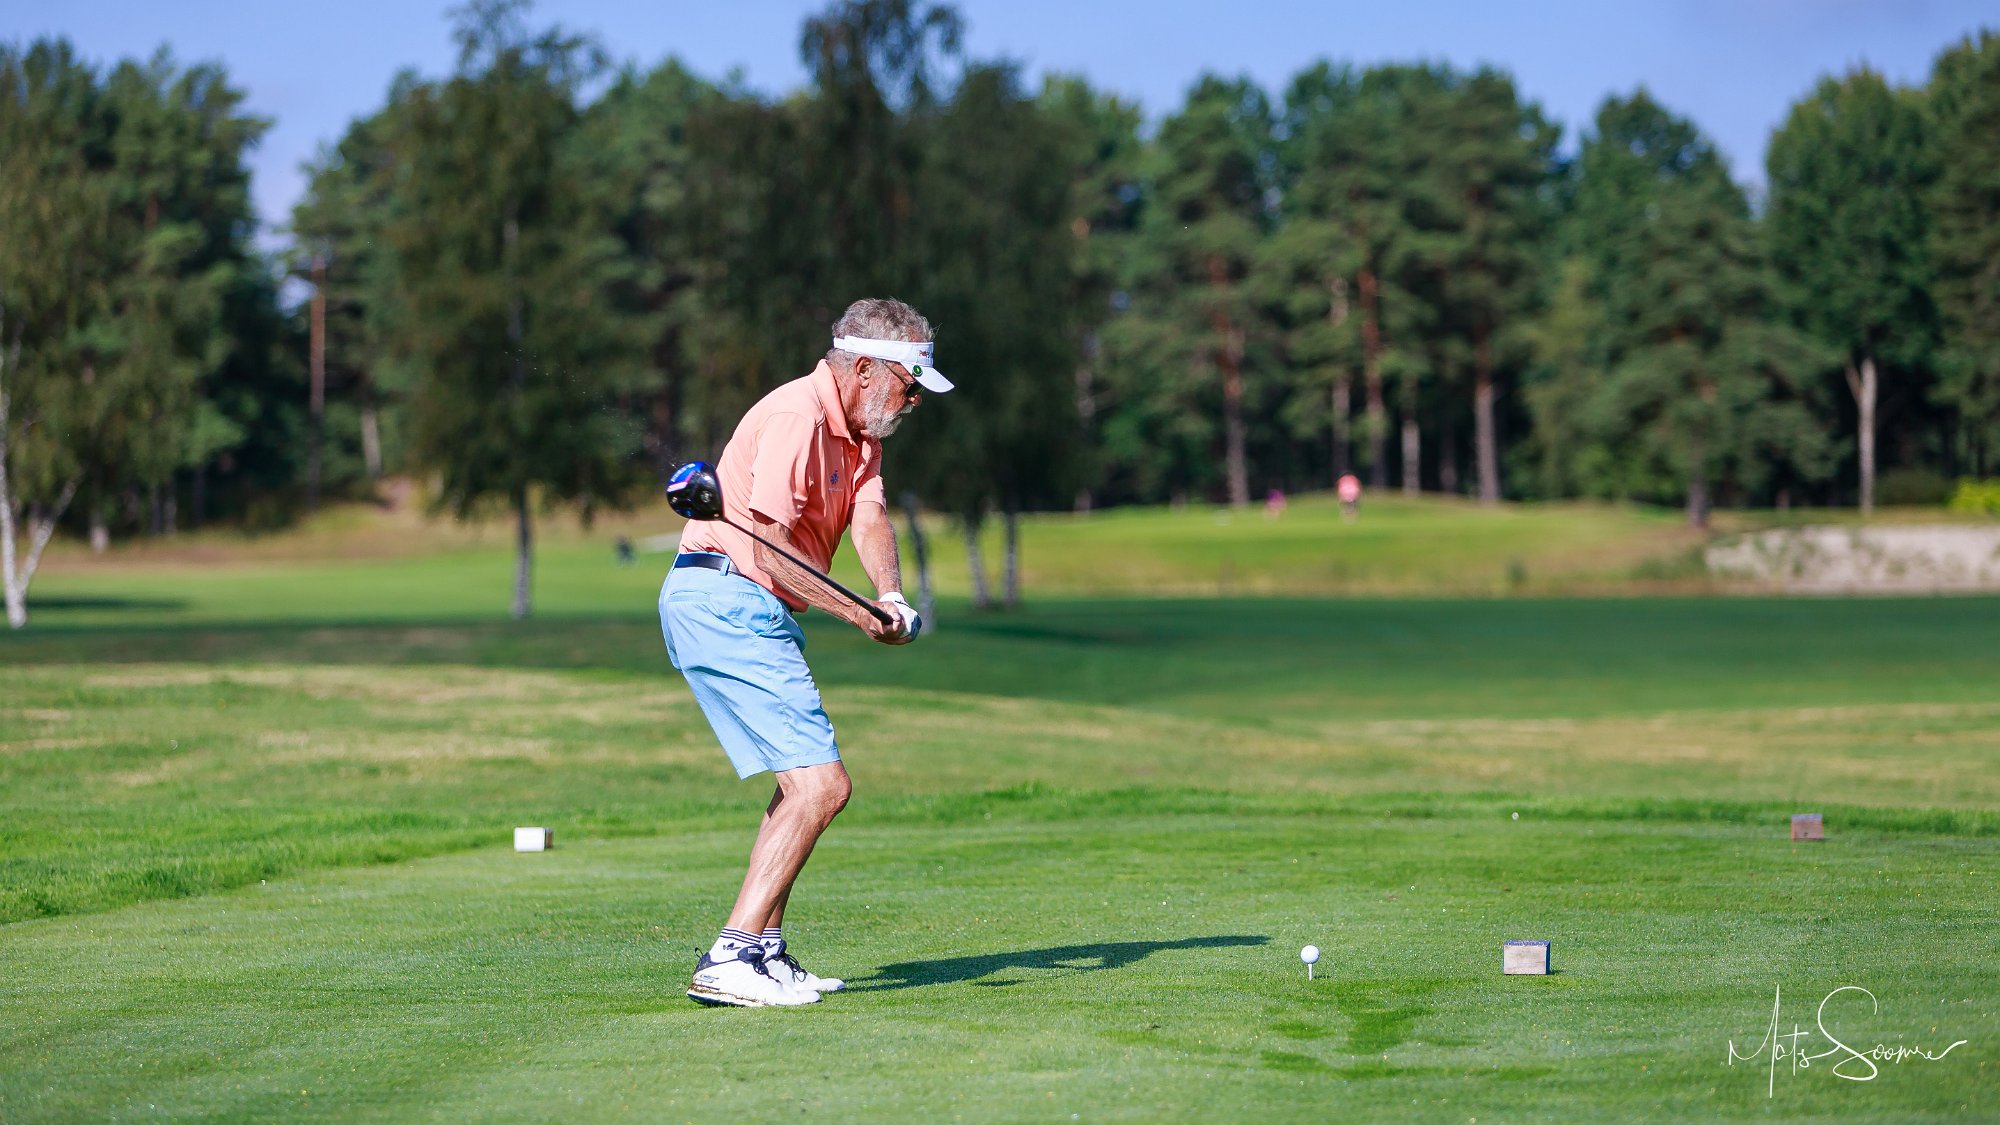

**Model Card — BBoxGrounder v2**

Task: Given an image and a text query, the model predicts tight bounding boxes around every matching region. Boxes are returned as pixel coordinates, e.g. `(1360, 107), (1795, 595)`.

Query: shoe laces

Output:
(732, 945), (786, 983)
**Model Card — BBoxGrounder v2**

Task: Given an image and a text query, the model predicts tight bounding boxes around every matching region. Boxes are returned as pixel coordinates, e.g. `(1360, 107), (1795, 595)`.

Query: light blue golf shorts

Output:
(659, 560), (840, 779)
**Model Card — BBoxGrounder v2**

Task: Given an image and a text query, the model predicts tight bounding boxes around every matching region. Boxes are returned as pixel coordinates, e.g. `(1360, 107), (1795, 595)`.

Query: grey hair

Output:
(826, 297), (934, 370)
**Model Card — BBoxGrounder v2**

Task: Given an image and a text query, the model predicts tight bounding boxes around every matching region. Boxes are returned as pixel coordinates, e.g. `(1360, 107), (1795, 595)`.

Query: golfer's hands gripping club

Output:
(746, 516), (904, 637)
(862, 602), (915, 645)
(876, 592), (921, 644)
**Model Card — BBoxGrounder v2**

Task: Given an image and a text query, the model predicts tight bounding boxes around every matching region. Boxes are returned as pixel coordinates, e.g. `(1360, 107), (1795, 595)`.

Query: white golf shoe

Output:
(687, 949), (821, 1007)
(767, 948), (845, 993)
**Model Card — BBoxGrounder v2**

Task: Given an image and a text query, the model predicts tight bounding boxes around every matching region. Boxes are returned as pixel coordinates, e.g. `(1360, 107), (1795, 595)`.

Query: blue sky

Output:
(6, 0), (1995, 241)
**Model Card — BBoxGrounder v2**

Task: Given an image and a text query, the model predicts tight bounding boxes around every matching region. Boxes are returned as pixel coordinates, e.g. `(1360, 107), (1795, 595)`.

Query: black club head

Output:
(665, 461), (724, 521)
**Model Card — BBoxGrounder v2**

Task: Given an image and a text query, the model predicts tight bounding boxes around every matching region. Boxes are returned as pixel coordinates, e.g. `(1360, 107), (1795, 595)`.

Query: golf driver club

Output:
(666, 461), (894, 626)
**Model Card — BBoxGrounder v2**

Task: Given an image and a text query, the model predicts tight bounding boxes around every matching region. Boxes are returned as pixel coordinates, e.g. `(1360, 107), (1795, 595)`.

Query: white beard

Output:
(860, 384), (913, 440)
(865, 409), (909, 440)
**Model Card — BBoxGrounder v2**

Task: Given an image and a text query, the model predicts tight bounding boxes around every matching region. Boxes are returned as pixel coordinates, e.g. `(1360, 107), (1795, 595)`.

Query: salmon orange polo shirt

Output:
(678, 360), (887, 611)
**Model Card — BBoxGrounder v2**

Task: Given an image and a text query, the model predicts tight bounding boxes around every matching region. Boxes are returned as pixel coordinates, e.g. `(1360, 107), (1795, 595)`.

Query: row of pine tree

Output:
(2, 1), (1997, 619)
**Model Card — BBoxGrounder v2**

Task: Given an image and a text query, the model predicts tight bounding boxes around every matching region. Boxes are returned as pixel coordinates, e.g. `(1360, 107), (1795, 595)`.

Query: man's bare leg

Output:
(754, 787), (788, 932)
(724, 760), (849, 935)
(765, 883), (792, 934)
(741, 789), (795, 934)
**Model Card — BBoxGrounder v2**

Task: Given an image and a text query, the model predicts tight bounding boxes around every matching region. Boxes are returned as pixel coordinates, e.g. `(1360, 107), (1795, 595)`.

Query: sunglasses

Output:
(886, 361), (925, 397)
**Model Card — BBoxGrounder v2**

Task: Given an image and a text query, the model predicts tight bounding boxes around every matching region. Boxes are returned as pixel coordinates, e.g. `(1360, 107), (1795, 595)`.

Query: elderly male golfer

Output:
(661, 297), (949, 1007)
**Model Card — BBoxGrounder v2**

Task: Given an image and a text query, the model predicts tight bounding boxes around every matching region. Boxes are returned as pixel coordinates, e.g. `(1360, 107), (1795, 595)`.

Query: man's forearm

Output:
(851, 502), (902, 597)
(751, 522), (875, 627)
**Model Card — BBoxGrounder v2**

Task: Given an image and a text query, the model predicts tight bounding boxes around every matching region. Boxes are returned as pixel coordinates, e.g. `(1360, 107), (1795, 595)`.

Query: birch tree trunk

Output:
(2, 486), (81, 628)
(1333, 373), (1352, 481)
(1689, 378), (1714, 528)
(1328, 275), (1352, 482)
(1474, 330), (1500, 505)
(505, 213), (532, 621)
(1073, 353), (1095, 513)
(360, 378), (382, 480)
(1002, 503), (1020, 609)
(1358, 266), (1387, 488)
(1439, 409), (1458, 496)
(1685, 472), (1710, 528)
(1845, 356), (1877, 515)
(0, 343), (19, 628)
(1207, 256), (1249, 509)
(308, 253), (327, 512)
(0, 352), (81, 629)
(512, 484), (532, 621)
(962, 516), (990, 610)
(1401, 414), (1420, 497)
(1220, 332), (1249, 509)
(899, 490), (936, 627)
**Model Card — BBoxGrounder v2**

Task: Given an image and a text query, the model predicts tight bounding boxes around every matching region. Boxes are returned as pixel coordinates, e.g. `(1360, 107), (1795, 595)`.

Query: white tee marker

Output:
(1503, 939), (1550, 975)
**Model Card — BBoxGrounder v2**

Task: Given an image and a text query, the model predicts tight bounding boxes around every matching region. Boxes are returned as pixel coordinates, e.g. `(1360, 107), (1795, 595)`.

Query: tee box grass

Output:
(3, 499), (1997, 1120)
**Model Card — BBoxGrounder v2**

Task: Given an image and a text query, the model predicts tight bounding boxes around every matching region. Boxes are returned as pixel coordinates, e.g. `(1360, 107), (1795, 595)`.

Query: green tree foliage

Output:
(675, 0), (962, 453)
(579, 60), (721, 481)
(1276, 63), (1556, 500)
(1538, 92), (1834, 525)
(686, 1), (1081, 608)
(899, 62), (1079, 604)
(1039, 75), (1143, 511)
(1928, 30), (2000, 477)
(1274, 63), (1414, 489)
(0, 38), (269, 626)
(0, 40), (105, 625)
(95, 51), (271, 537)
(1767, 68), (1935, 512)
(293, 107), (402, 497)
(795, 0), (960, 314)
(1425, 69), (1560, 503)
(675, 89), (827, 448)
(1107, 75), (1277, 508)
(14, 4), (1998, 614)
(376, 0), (648, 619)
(1271, 64), (1367, 486)
(1517, 257), (1612, 497)
(900, 63), (1079, 516)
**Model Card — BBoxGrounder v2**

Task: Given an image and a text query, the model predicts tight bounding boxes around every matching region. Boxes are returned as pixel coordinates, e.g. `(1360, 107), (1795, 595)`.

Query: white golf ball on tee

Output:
(1300, 944), (1320, 965)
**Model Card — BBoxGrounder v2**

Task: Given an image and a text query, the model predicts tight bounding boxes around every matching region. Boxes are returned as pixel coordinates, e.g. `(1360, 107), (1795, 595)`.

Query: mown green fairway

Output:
(4, 796), (1993, 1121)
(3, 505), (1997, 1120)
(23, 490), (1719, 627)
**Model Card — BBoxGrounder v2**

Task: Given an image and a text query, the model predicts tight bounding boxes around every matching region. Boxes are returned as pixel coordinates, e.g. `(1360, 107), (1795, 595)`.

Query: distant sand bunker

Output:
(1707, 525), (2000, 592)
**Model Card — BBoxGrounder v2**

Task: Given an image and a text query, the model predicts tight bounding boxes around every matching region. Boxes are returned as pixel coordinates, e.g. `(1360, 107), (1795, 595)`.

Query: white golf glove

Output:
(880, 592), (922, 639)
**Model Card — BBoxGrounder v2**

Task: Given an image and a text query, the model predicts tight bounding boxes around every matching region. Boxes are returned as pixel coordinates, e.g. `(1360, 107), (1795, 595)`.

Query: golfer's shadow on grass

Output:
(851, 935), (1269, 992)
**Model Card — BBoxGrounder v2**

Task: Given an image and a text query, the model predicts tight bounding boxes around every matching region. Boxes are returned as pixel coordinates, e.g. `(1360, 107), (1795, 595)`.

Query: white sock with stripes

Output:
(760, 928), (785, 957)
(709, 928), (762, 962)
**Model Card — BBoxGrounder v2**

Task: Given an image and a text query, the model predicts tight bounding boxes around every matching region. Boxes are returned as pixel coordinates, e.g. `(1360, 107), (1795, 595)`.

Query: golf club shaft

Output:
(724, 517), (893, 625)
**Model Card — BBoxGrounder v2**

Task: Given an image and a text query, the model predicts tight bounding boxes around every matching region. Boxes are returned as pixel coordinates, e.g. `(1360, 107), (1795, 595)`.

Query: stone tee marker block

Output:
(514, 827), (553, 852)
(1791, 813), (1824, 841)
(1503, 940), (1550, 975)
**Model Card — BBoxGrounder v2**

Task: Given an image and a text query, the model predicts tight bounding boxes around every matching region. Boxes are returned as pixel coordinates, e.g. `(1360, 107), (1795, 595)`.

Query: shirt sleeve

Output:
(745, 412), (818, 531)
(854, 438), (887, 508)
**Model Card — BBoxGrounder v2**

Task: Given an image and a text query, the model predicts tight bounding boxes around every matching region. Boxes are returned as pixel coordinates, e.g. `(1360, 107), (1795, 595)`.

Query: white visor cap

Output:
(833, 335), (954, 393)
